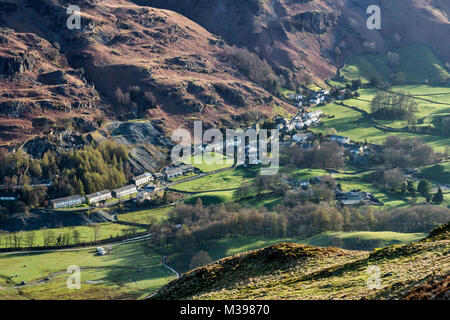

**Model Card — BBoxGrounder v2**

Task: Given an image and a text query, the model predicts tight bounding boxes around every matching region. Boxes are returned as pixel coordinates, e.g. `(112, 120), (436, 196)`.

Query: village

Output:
(15, 87), (379, 210)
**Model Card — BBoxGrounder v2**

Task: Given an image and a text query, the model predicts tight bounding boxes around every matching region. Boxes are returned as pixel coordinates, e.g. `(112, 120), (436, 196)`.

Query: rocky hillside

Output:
(1, 0), (449, 154)
(151, 222), (450, 300)
(0, 0), (295, 149)
(0, 26), (101, 145)
(138, 0), (450, 87)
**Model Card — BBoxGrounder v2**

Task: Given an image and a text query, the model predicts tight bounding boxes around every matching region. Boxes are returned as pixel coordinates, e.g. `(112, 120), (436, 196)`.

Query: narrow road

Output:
(162, 255), (180, 278)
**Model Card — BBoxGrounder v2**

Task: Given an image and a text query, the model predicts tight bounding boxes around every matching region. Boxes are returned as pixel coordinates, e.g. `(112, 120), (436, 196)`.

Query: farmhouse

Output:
(112, 185), (137, 199)
(50, 195), (85, 209)
(335, 190), (382, 206)
(286, 178), (311, 190)
(86, 190), (112, 205)
(137, 191), (153, 201)
(132, 172), (153, 186)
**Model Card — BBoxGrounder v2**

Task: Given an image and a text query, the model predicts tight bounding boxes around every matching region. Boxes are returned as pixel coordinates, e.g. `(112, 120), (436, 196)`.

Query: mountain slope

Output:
(134, 0), (450, 87)
(151, 222), (450, 300)
(1, 0), (449, 147)
(0, 0), (294, 147)
(0, 27), (102, 145)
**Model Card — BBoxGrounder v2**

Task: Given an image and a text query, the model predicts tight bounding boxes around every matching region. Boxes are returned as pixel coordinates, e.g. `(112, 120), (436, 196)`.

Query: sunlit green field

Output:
(117, 207), (172, 224)
(420, 161), (450, 185)
(341, 44), (450, 84)
(183, 152), (234, 173)
(0, 242), (175, 300)
(314, 84), (450, 153)
(0, 223), (145, 249)
(172, 166), (259, 192)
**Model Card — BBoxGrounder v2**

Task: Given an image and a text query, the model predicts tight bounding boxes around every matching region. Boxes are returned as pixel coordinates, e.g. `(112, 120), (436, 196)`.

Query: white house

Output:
(86, 190), (112, 205)
(50, 195), (85, 209)
(132, 172), (153, 186)
(112, 185), (137, 198)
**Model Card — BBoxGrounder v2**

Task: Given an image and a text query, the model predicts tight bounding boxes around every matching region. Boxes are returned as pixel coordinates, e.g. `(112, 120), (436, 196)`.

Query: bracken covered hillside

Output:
(137, 0), (450, 87)
(0, 0), (295, 147)
(151, 222), (450, 300)
(1, 0), (450, 147)
(0, 27), (102, 144)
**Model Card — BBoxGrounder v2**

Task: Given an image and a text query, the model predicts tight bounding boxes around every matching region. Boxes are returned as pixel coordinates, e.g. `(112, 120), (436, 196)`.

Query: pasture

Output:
(0, 241), (175, 300)
(0, 223), (146, 249)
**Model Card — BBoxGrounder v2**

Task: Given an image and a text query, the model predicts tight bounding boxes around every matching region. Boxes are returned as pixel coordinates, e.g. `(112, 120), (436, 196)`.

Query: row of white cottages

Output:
(50, 172), (154, 209)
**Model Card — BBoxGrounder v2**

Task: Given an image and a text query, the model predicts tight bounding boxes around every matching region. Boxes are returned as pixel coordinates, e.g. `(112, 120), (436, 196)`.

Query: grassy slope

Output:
(332, 44), (450, 153)
(420, 161), (450, 185)
(0, 242), (175, 300)
(301, 231), (426, 249)
(172, 166), (258, 192)
(184, 190), (235, 206)
(117, 207), (172, 224)
(341, 44), (450, 84)
(152, 226), (450, 300)
(201, 231), (426, 262)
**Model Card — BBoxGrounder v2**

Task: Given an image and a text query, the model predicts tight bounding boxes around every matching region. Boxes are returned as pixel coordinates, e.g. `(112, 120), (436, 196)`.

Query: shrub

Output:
(224, 46), (283, 94)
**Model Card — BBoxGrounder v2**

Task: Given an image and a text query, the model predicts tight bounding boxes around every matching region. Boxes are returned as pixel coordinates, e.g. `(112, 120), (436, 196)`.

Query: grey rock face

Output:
(110, 121), (172, 147)
(0, 52), (35, 75)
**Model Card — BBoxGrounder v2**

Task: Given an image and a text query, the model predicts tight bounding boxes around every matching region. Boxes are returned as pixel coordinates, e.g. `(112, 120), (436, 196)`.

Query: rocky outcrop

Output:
(213, 83), (247, 107)
(0, 100), (26, 117)
(165, 56), (211, 73)
(0, 52), (35, 75)
(290, 11), (337, 34)
(38, 70), (68, 85)
(72, 117), (98, 132)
